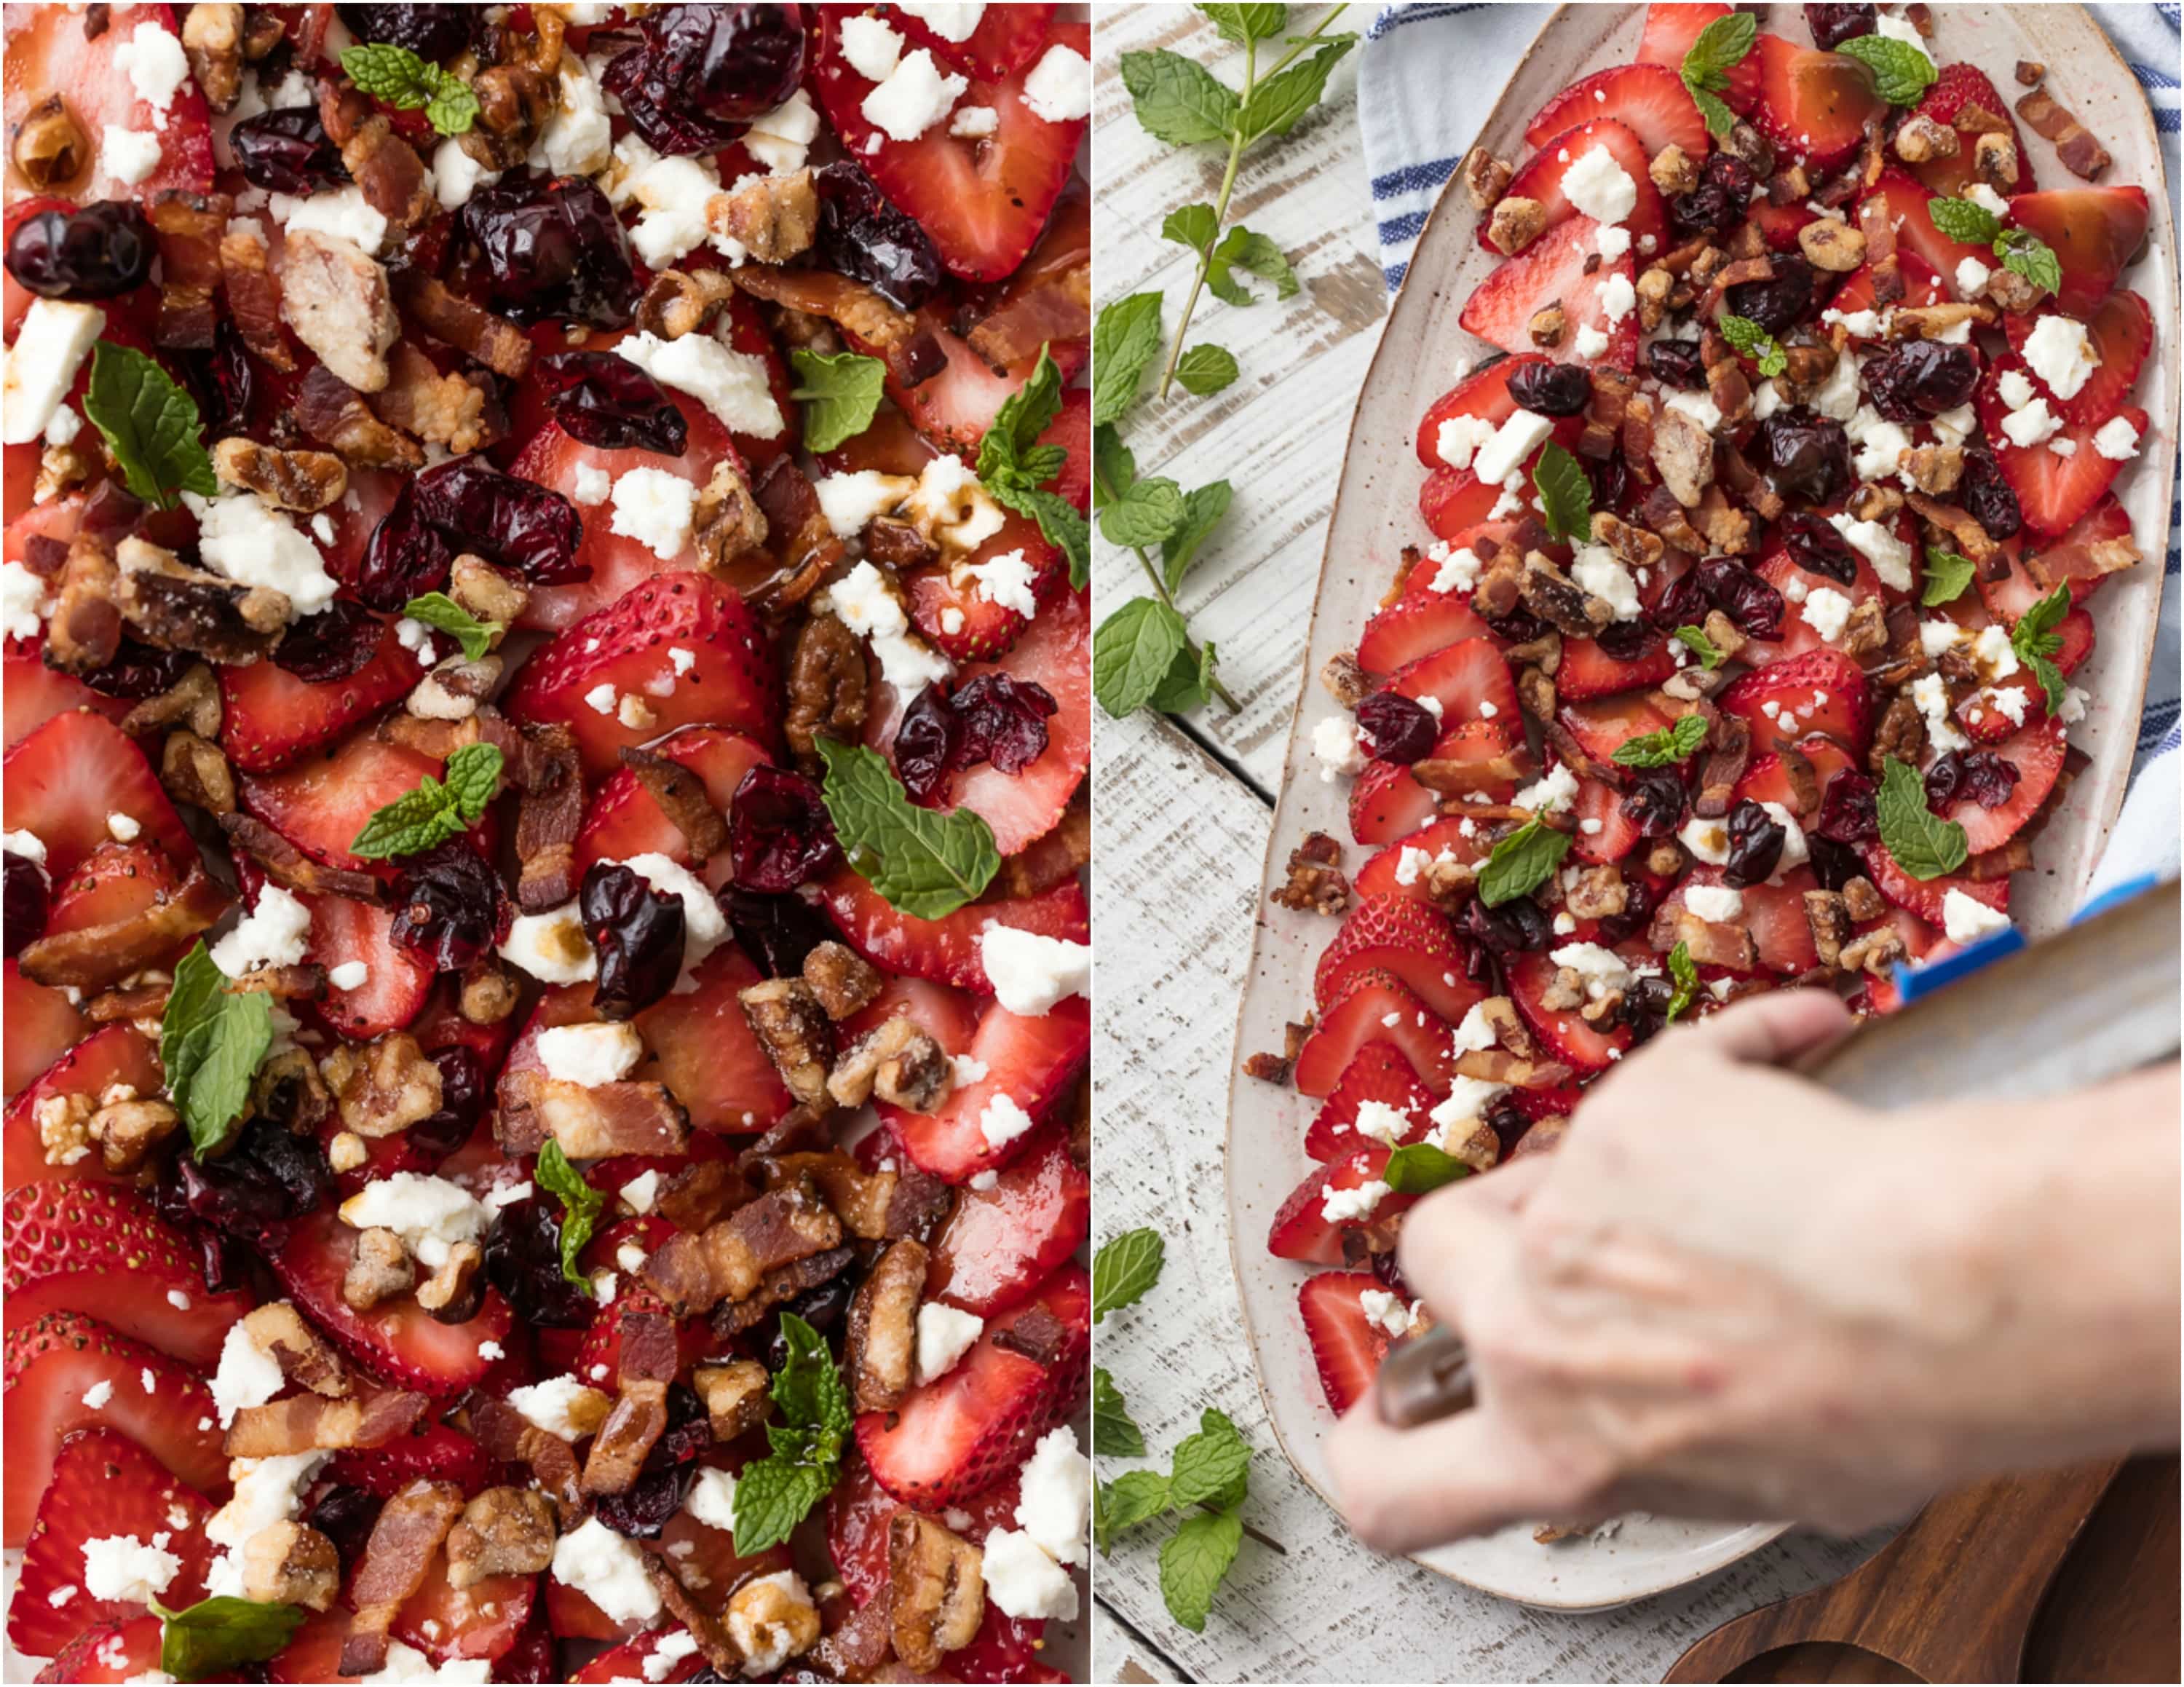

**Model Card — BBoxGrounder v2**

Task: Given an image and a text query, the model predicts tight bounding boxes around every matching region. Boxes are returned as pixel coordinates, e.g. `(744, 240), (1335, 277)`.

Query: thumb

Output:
(1688, 988), (1855, 1069)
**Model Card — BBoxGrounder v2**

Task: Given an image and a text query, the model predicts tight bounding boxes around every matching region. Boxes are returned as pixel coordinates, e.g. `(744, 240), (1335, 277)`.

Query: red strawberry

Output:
(828, 1455), (1024, 1608)
(1746, 198), (1818, 253)
(3, 963), (88, 1101)
(1937, 715), (2069, 855)
(236, 730), (459, 875)
(1419, 465), (1507, 542)
(1313, 895), (1484, 1027)
(1, 711), (192, 882)
(1559, 631), (1678, 700)
(1461, 218), (1638, 369)
(1347, 761), (1441, 848)
(1558, 691), (1677, 763)
(856, 1260), (1089, 1505)
(926, 1126), (1091, 1318)
(11, 1428), (216, 1658)
(1744, 544), (1886, 663)
(1269, 1147), (1415, 1265)
(270, 1208), (513, 1396)
(891, 2), (1059, 79)
(3, 1311), (227, 1548)
(263, 1608), (360, 1683)
(879, 997), (1089, 1185)
(1415, 354), (1575, 469)
(815, 868), (1089, 994)
(2001, 290), (2151, 427)
(326, 1421), (494, 1499)
(502, 572), (779, 779)
(1859, 841), (2011, 931)
(2, 647), (130, 751)
(1384, 636), (1522, 730)
(1981, 495), (2134, 621)
(1717, 649), (1874, 754)
(1856, 908), (1948, 1015)
(1825, 251), (1948, 325)
(633, 944), (798, 1135)
(1853, 169), (1991, 283)
(1354, 818), (1491, 904)
(4, 1182), (253, 1368)
(35, 1614), (165, 1683)
(1733, 733), (1859, 813)
(1637, 4), (1760, 114)
(1974, 355), (2148, 539)
(1663, 866), (1822, 975)
(3, 1024), (159, 1190)
(1571, 772), (1643, 866)
(572, 725), (772, 877)
(1506, 950), (1631, 1074)
(1902, 64), (2038, 197)
(1299, 1271), (1398, 1415)
(40, 837), (197, 940)
(219, 620), (424, 773)
(1357, 590), (1494, 673)
(1303, 1043), (1436, 1161)
(1487, 118), (1667, 256)
(855, 297), (1090, 458)
(1293, 970), (1457, 1099)
(296, 888), (433, 1042)
(393, 1551), (536, 1668)
(811, 14), (1088, 283)
(1037, 385), (1092, 513)
(2007, 186), (2151, 314)
(1528, 62), (1710, 158)
(2, 4), (215, 203)
(904, 510), (1067, 662)
(1749, 32), (1886, 172)
(569, 1630), (711, 1685)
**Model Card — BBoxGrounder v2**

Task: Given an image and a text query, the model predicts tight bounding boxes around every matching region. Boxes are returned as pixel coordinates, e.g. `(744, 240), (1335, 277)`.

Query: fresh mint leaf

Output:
(1679, 11), (1754, 141)
(1160, 480), (1234, 594)
(732, 1313), (852, 1555)
(1206, 224), (1298, 307)
(1175, 344), (1241, 396)
(1664, 941), (1698, 1024)
(2011, 582), (2071, 714)
(84, 342), (217, 510)
(1717, 312), (1788, 377)
(1120, 48), (1240, 147)
(160, 942), (274, 1160)
(1092, 1228), (1166, 1321)
(1921, 547), (1977, 607)
(340, 42), (478, 135)
(1093, 597), (1190, 719)
(1148, 636), (1220, 714)
(1927, 195), (2005, 245)
(1531, 441), (1592, 543)
(349, 742), (503, 860)
(1995, 228), (2062, 298)
(1382, 1141), (1470, 1195)
(1672, 623), (1724, 669)
(401, 591), (500, 662)
(978, 346), (1065, 490)
(535, 1139), (602, 1293)
(816, 738), (999, 919)
(731, 1457), (831, 1559)
(769, 1312), (855, 1447)
(1092, 423), (1138, 509)
(1099, 476), (1187, 549)
(1093, 1367), (1147, 1458)
(1200, 2), (1287, 44)
(1687, 82), (1736, 142)
(1833, 33), (1937, 105)
(1877, 756), (1969, 880)
(155, 1597), (306, 1683)
(1097, 1469), (1174, 1554)
(788, 348), (886, 453)
(990, 482), (1090, 590)
(1477, 818), (1572, 908)
(1162, 202), (1220, 255)
(1093, 293), (1166, 427)
(1161, 1507), (1245, 1632)
(1612, 713), (1709, 768)
(1235, 38), (1356, 143)
(1168, 1408), (1249, 1511)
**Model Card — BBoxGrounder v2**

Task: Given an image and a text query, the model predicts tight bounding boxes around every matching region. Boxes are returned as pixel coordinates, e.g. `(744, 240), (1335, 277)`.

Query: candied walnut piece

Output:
(241, 1302), (349, 1396)
(1271, 831), (1350, 917)
(738, 979), (836, 1108)
(1797, 216), (1867, 272)
(1869, 693), (1926, 775)
(1460, 143), (1514, 209)
(890, 1512), (986, 1672)
(784, 614), (869, 770)
(1649, 143), (1699, 196)
(694, 1358), (771, 1441)
(1973, 129), (2024, 190)
(713, 168), (820, 264)
(320, 1032), (444, 1137)
(827, 1016), (948, 1110)
(1486, 195), (1548, 256)
(637, 266), (741, 339)
(725, 1572), (821, 1672)
(343, 1228), (416, 1311)
(1527, 302), (1567, 349)
(242, 1521), (340, 1612)
(371, 344), (498, 456)
(445, 1487), (557, 1589)
(1321, 652), (1371, 709)
(1804, 889), (1852, 968)
(1634, 265), (1674, 331)
(1518, 553), (1613, 640)
(451, 556), (529, 631)
(12, 95), (87, 189)
(211, 439), (347, 513)
(280, 232), (398, 392)
(1591, 511), (1665, 571)
(1563, 864), (1628, 922)
(1650, 405), (1716, 508)
(845, 1237), (926, 1413)
(1891, 114), (1961, 164)
(181, 5), (245, 110)
(1842, 875), (1886, 922)
(293, 365), (425, 470)
(84, 1095), (181, 1174)
(159, 723), (237, 813)
(414, 1241), (484, 1322)
(693, 457), (769, 572)
(1902, 443), (1965, 496)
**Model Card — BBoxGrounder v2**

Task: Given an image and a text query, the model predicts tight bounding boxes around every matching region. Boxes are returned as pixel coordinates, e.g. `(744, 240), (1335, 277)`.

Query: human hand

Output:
(1325, 992), (2180, 1553)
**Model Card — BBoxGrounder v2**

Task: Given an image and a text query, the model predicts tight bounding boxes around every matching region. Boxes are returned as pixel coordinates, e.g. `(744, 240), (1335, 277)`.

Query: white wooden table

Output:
(1088, 9), (1885, 1679)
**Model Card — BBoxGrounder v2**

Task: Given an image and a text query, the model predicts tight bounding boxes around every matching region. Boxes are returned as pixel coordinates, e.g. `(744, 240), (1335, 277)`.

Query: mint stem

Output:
(1093, 462), (1241, 714)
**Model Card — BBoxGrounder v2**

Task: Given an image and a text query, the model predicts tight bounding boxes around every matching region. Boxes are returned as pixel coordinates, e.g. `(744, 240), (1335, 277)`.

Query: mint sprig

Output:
(340, 42), (479, 135)
(1382, 1140), (1470, 1194)
(1926, 197), (2062, 299)
(1717, 312), (1788, 378)
(1092, 1228), (1165, 1321)
(401, 591), (501, 662)
(1531, 440), (1592, 543)
(786, 348), (885, 454)
(1877, 756), (1969, 880)
(1678, 11), (1755, 141)
(1833, 33), (1937, 105)
(978, 346), (1089, 587)
(1920, 547), (1977, 607)
(1664, 941), (1698, 1024)
(536, 1139), (603, 1293)
(2010, 582), (2072, 715)
(1477, 817), (1572, 908)
(1672, 623), (1724, 669)
(154, 1597), (306, 1683)
(1927, 196), (2005, 245)
(1611, 713), (1709, 768)
(815, 738), (999, 919)
(84, 343), (218, 510)
(731, 1313), (853, 1556)
(160, 941), (275, 1160)
(1095, 1409), (1254, 1632)
(1175, 344), (1241, 396)
(1093, 1366), (1147, 1457)
(349, 742), (503, 860)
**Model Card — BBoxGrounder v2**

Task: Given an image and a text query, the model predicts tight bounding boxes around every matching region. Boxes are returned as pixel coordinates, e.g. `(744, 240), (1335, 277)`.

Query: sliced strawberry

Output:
(1937, 714), (2068, 855)
(1749, 33), (1886, 172)
(1487, 119), (1667, 258)
(41, 835), (188, 936)
(811, 14), (1088, 283)
(1902, 63), (2037, 198)
(1293, 970), (1456, 1099)
(1269, 1146), (1414, 1265)
(1506, 950), (1631, 1074)
(1037, 384), (1092, 513)
(568, 1631), (711, 1685)
(1747, 197), (1818, 253)
(2, 5), (214, 202)
(298, 888), (433, 1041)
(1826, 251), (1948, 326)
(270, 1207), (512, 1397)
(879, 997), (1089, 1185)
(1415, 353), (1552, 468)
(1663, 866), (1821, 975)
(1418, 465), (1508, 542)
(4, 1182), (252, 1369)
(1347, 761), (1441, 848)
(12, 1428), (216, 1658)
(1717, 648), (1873, 754)
(236, 730), (453, 875)
(218, 620), (424, 773)
(858, 299), (1088, 458)
(1313, 894), (1483, 1027)
(1571, 772), (1644, 866)
(1303, 1043), (1437, 1162)
(1460, 218), (1637, 369)
(326, 1421), (494, 1499)
(828, 1455), (1024, 1608)
(926, 1126), (1090, 1318)
(1637, 4), (1760, 113)
(1402, 522), (1566, 597)
(1299, 1271), (1398, 1415)
(1383, 636), (1522, 730)
(815, 868), (1088, 994)
(1558, 691), (1677, 763)
(2007, 186), (2151, 315)
(633, 943), (796, 1135)
(2, 711), (192, 882)
(2001, 289), (2152, 427)
(854, 1260), (1088, 1505)
(571, 726), (772, 879)
(1981, 495), (2134, 621)
(35, 1614), (165, 1683)
(3, 962), (89, 1101)
(1354, 817), (1491, 904)
(392, 1549), (535, 1667)
(3, 1024), (159, 1190)
(1559, 631), (1678, 700)
(903, 507), (1067, 663)
(1974, 355), (2146, 539)
(502, 572), (779, 779)
(2, 647), (130, 750)
(1733, 732), (1859, 813)
(1357, 591), (1495, 674)
(1744, 545), (1886, 663)
(1858, 842), (2011, 929)
(1856, 167), (1992, 282)
(264, 1608), (360, 1684)
(1526, 63), (1709, 159)
(3, 1311), (227, 1548)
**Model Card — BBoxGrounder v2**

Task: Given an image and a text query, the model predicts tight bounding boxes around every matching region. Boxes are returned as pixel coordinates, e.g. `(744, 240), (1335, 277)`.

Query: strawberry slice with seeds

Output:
(4, 1182), (253, 1369)
(1902, 63), (2037, 198)
(236, 730), (458, 877)
(2007, 186), (2151, 315)
(1747, 198), (1818, 253)
(1733, 732), (1859, 813)
(1314, 895), (1484, 1027)
(1357, 591), (1495, 673)
(926, 1125), (1090, 1318)
(3, 1024), (160, 1190)
(815, 867), (1088, 994)
(1826, 251), (1948, 325)
(11, 1427), (216, 1659)
(1527, 63), (1711, 158)
(392, 1549), (536, 1667)
(633, 943), (797, 1135)
(573, 725), (772, 879)
(3, 963), (89, 1102)
(1855, 169), (1991, 284)
(1354, 818), (1491, 904)
(1461, 217), (1638, 369)
(502, 572), (780, 779)
(3, 1311), (228, 1548)
(1415, 354), (1554, 469)
(879, 996), (1089, 1185)
(1717, 649), (1874, 755)
(1749, 33), (1886, 173)
(1558, 692), (1677, 764)
(828, 1455), (1024, 1608)
(327, 1421), (494, 1500)
(1294, 970), (1457, 1099)
(2, 4), (215, 203)
(1269, 1145), (1415, 1265)
(1981, 495), (2134, 621)
(1347, 761), (1441, 848)
(219, 619), (426, 773)
(1299, 1270), (1400, 1415)
(2001, 290), (2152, 428)
(1418, 465), (1510, 541)
(1663, 866), (1822, 975)
(1303, 1043), (1437, 1161)
(1384, 637), (1522, 730)
(903, 510), (1067, 663)
(1938, 715), (2068, 856)
(35, 1613), (165, 1683)
(1571, 773), (1643, 866)
(299, 886), (435, 1042)
(1506, 950), (1631, 1075)
(2, 646), (130, 751)
(1637, 4), (1760, 114)
(1974, 355), (2147, 539)
(1484, 118), (1667, 256)
(1559, 631), (1678, 700)
(569, 1630), (712, 1685)
(892, 3), (1060, 79)
(3, 711), (192, 882)
(855, 1260), (1089, 1506)
(41, 837), (204, 942)
(1858, 842), (2011, 929)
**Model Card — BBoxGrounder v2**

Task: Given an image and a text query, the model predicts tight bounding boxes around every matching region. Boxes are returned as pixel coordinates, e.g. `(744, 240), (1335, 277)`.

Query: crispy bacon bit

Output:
(218, 215), (293, 372)
(965, 276), (1091, 377)
(1270, 830), (1349, 917)
(992, 1305), (1067, 1366)
(619, 746), (729, 863)
(218, 812), (381, 901)
(509, 721), (583, 912)
(392, 272), (535, 380)
(240, 1302), (349, 1397)
(890, 1512), (986, 1672)
(641, 1182), (844, 1316)
(147, 194), (229, 349)
(321, 84), (433, 238)
(694, 1359), (771, 1441)
(1904, 491), (1998, 563)
(225, 1389), (427, 1458)
(734, 264), (919, 350)
(211, 438), (345, 511)
(496, 1071), (692, 1160)
(340, 1480), (466, 1677)
(653, 1158), (753, 1233)
(580, 1320), (673, 1496)
(644, 1555), (746, 1678)
(711, 1244), (854, 1337)
(293, 364), (424, 468)
(846, 1237), (926, 1413)
(445, 1487), (557, 1589)
(751, 454), (847, 613)
(17, 858), (228, 991)
(1655, 906), (1758, 972)
(1694, 714), (1750, 819)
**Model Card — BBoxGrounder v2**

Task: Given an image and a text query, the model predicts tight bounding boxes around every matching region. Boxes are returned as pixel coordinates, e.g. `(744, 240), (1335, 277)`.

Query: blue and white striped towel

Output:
(1356, 4), (2180, 901)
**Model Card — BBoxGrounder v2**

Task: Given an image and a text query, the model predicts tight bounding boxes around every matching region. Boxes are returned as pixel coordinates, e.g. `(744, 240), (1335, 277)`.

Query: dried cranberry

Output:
(722, 888), (832, 978)
(1595, 618), (1653, 663)
(1807, 835), (1862, 890)
(1752, 408), (1853, 507)
(179, 319), (256, 440)
(4, 852), (47, 957)
(1622, 972), (1677, 1036)
(273, 600), (385, 684)
(335, 4), (474, 61)
(601, 4), (807, 155)
(894, 687), (960, 803)
(456, 176), (636, 328)
(1669, 153), (1754, 241)
(229, 105), (346, 194)
(307, 1487), (385, 1573)
(1505, 361), (1592, 416)
(1479, 603), (1549, 647)
(1595, 874), (1658, 948)
(484, 1197), (597, 1327)
(419, 458), (585, 584)
(953, 674), (1058, 776)
(1724, 254), (1816, 336)
(4, 200), (155, 299)
(408, 1046), (486, 1163)
(157, 1115), (333, 1250)
(593, 1462), (697, 1538)
(1368, 1247), (1415, 1298)
(1862, 339), (1979, 423)
(353, 492), (455, 610)
(728, 767), (841, 893)
(1645, 338), (1707, 390)
(1721, 798), (1787, 887)
(1587, 449), (1631, 514)
(392, 844), (510, 973)
(535, 351), (688, 456)
(1695, 556), (1786, 640)
(77, 639), (195, 700)
(1960, 447), (2022, 541)
(1461, 891), (1551, 955)
(1812, 770), (1879, 842)
(1620, 766), (1688, 838)
(581, 860), (687, 1019)
(1805, 2), (1878, 50)
(810, 161), (946, 312)
(1483, 1092), (1534, 1159)
(1651, 565), (1712, 631)
(1357, 692), (1438, 764)
(1925, 749), (2019, 811)
(1776, 511), (1859, 586)
(761, 1272), (858, 1369)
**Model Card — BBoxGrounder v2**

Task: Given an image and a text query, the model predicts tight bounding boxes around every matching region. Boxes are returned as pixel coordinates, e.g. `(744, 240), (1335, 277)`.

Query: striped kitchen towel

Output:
(1356, 2), (2180, 900)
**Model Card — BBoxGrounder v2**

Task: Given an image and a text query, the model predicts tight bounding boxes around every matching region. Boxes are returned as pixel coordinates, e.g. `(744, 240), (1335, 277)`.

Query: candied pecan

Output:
(1321, 651), (1372, 707)
(1527, 302), (1567, 349)
(692, 457), (769, 572)
(83, 1094), (180, 1174)
(320, 1032), (443, 1138)
(414, 1241), (483, 1322)
(463, 60), (555, 171)
(1839, 925), (1907, 976)
(293, 365), (423, 469)
(242, 1521), (340, 1611)
(280, 230), (397, 391)
(739, 979), (836, 1107)
(154, 724), (233, 814)
(1621, 390), (1658, 481)
(212, 438), (347, 512)
(1271, 831), (1350, 917)
(713, 168), (820, 264)
(802, 941), (882, 1021)
(1841, 875), (1886, 922)
(446, 1488), (556, 1590)
(1891, 114), (1960, 164)
(1648, 143), (1699, 196)
(1562, 864), (1628, 922)
(890, 1512), (986, 1673)
(1650, 406), (1715, 509)
(1460, 143), (1514, 209)
(181, 7), (246, 110)
(1633, 265), (1674, 332)
(1725, 119), (1774, 176)
(342, 1228), (416, 1311)
(1519, 553), (1613, 640)
(1486, 194), (1548, 256)
(1974, 129), (2025, 190)
(371, 343), (497, 455)
(147, 194), (227, 349)
(784, 613), (869, 770)
(694, 1358), (771, 1441)
(241, 1302), (349, 1396)
(1869, 693), (1927, 776)
(1797, 216), (1868, 272)
(636, 266), (741, 339)
(11, 95), (87, 189)
(845, 1237), (925, 1413)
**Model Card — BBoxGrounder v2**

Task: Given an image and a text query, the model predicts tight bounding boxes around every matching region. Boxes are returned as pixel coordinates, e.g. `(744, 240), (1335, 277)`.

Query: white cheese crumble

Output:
(823, 559), (952, 698)
(978, 925), (1090, 1016)
(1800, 585), (1853, 644)
(612, 330), (784, 438)
(1827, 513), (1913, 591)
(2, 299), (105, 445)
(1471, 409), (1554, 486)
(534, 1020), (645, 1087)
(551, 1517), (663, 1624)
(2093, 415), (2142, 461)
(183, 490), (341, 617)
(1561, 146), (1637, 226)
(1684, 883), (1744, 922)
(210, 1319), (285, 1428)
(977, 1093), (1036, 1150)
(981, 1529), (1077, 1621)
(1941, 888), (2011, 944)
(210, 885), (313, 978)
(608, 467), (697, 561)
(915, 1300), (985, 1385)
(1014, 1426), (1091, 1568)
(497, 901), (597, 985)
(1321, 1179), (1388, 1223)
(1021, 44), (1092, 124)
(1312, 714), (1366, 782)
(337, 1174), (490, 1271)
(862, 48), (968, 142)
(2022, 314), (2097, 401)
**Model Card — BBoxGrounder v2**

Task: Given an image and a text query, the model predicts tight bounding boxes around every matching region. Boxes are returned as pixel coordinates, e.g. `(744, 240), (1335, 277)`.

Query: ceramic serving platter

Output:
(1224, 1), (2176, 1612)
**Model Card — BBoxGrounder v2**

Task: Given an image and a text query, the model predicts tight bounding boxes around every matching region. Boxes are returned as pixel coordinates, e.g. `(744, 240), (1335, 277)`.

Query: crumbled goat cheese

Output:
(968, 548), (1040, 618)
(1021, 44), (1092, 123)
(1999, 395), (2062, 449)
(210, 885), (313, 977)
(981, 1530), (1077, 1622)
(862, 48), (968, 142)
(210, 1320), (285, 1428)
(1321, 1180), (1388, 1223)
(622, 852), (728, 984)
(837, 14), (906, 82)
(101, 125), (164, 186)
(1684, 883), (1744, 922)
(977, 1093), (1036, 1150)
(613, 329), (785, 438)
(82, 1534), (183, 1604)
(430, 137), (499, 211)
(1471, 408), (1555, 486)
(1679, 815), (1731, 865)
(337, 1174), (490, 1271)
(950, 104), (1000, 137)
(1560, 146), (1637, 226)
(508, 1375), (606, 1442)
(1433, 413), (1498, 473)
(1014, 1426), (1091, 1568)
(552, 1517), (664, 1625)
(1358, 1287), (1419, 1338)
(1964, 183), (2009, 217)
(1, 561), (55, 642)
(1827, 513), (1912, 591)
(1313, 714), (1366, 782)
(608, 467), (698, 561)
(1800, 585), (1853, 644)
(2, 299), (105, 444)
(535, 1021), (646, 1088)
(1941, 888), (2011, 944)
(823, 559), (953, 698)
(1910, 671), (1970, 754)
(185, 490), (341, 616)
(915, 1301), (985, 1385)
(1571, 542), (1641, 620)
(497, 901), (597, 984)
(270, 184), (388, 251)
(114, 20), (191, 125)
(328, 960), (369, 991)
(684, 1466), (738, 1533)
(1954, 256), (1992, 297)
(2022, 313), (2097, 401)
(2093, 415), (2142, 461)
(1513, 762), (1580, 816)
